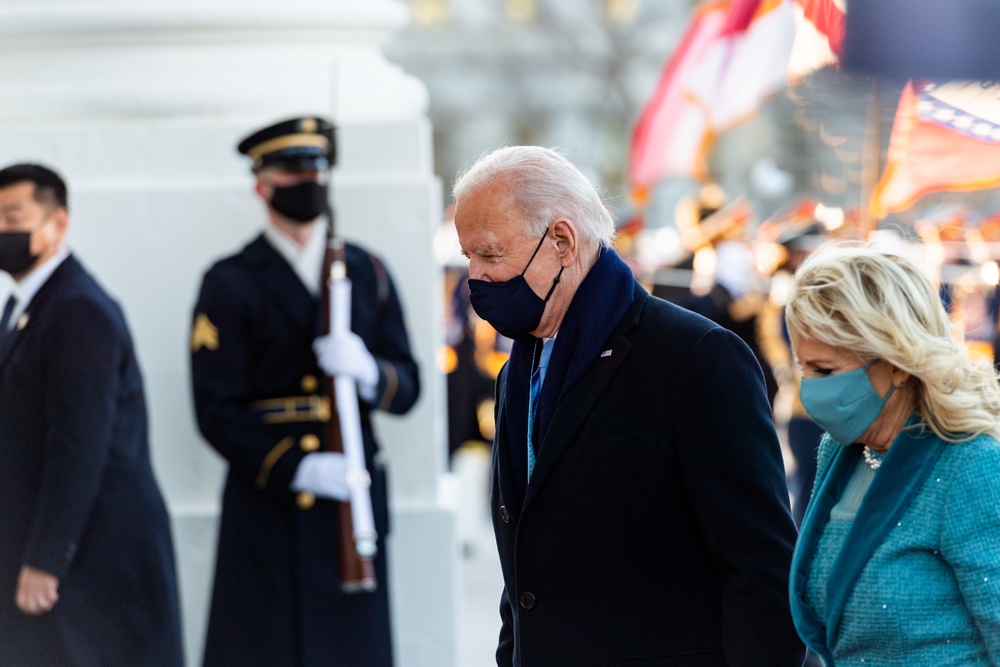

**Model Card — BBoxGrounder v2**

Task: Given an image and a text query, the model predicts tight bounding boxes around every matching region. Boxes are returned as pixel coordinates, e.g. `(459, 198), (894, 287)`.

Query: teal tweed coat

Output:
(790, 423), (1000, 665)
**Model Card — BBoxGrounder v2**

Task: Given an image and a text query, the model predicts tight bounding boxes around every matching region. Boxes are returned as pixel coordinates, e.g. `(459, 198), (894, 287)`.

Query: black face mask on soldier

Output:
(270, 181), (329, 223)
(0, 231), (38, 276)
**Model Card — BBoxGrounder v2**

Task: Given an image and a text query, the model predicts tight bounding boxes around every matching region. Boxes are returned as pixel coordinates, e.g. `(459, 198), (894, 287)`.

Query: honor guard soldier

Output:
(190, 117), (420, 667)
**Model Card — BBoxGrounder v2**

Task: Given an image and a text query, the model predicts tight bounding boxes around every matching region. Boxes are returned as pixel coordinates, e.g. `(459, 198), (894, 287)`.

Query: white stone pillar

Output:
(0, 2), (456, 665)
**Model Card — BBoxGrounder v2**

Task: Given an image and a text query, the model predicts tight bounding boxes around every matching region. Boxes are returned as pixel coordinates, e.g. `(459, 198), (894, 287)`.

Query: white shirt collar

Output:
(263, 222), (326, 296)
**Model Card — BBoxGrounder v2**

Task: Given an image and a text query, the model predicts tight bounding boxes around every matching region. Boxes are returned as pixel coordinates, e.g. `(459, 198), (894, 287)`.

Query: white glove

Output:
(313, 332), (380, 402)
(291, 452), (349, 501)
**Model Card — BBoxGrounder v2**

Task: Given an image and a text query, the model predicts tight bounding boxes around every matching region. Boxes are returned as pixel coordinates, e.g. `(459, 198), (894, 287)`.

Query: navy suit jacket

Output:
(492, 283), (804, 666)
(0, 255), (182, 666)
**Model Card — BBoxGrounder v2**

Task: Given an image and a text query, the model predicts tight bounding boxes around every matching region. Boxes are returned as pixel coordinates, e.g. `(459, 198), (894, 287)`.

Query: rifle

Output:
(320, 130), (378, 593)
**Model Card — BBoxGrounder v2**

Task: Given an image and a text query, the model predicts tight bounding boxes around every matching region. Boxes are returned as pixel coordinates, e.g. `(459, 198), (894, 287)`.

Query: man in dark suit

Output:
(452, 146), (804, 666)
(0, 163), (183, 665)
(190, 117), (420, 666)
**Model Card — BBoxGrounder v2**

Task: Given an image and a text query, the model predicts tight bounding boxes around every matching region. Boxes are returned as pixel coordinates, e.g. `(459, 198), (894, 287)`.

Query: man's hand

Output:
(313, 332), (379, 401)
(16, 565), (59, 616)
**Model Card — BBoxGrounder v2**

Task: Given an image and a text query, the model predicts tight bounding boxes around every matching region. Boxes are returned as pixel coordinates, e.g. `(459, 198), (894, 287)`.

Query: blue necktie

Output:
(0, 295), (16, 345)
(527, 338), (554, 482)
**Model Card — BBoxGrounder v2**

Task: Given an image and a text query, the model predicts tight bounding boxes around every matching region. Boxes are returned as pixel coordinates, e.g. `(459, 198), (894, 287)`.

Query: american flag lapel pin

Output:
(600, 349), (612, 358)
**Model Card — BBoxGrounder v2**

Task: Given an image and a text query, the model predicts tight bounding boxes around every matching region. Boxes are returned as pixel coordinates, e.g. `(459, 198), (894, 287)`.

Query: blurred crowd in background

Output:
(436, 180), (1000, 524)
(388, 2), (1000, 528)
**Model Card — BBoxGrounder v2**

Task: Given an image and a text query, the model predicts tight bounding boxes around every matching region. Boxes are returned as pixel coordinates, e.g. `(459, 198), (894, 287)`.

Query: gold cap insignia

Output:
(191, 313), (219, 352)
(300, 118), (318, 133)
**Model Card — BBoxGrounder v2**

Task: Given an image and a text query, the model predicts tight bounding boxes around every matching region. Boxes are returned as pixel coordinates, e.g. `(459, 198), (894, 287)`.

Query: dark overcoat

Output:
(0, 255), (183, 666)
(492, 283), (803, 666)
(190, 235), (419, 667)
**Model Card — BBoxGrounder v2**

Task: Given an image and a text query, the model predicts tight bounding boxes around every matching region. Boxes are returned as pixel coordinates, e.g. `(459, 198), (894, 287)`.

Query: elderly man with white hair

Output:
(453, 146), (804, 667)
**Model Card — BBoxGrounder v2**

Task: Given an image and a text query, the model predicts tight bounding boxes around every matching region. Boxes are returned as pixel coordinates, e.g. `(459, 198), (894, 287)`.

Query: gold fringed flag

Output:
(871, 80), (1000, 219)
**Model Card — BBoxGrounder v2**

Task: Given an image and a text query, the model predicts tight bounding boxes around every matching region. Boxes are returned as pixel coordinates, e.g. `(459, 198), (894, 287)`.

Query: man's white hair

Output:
(453, 146), (616, 248)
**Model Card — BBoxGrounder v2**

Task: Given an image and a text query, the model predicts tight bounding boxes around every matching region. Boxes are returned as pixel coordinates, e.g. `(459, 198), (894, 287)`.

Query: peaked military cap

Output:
(237, 116), (336, 172)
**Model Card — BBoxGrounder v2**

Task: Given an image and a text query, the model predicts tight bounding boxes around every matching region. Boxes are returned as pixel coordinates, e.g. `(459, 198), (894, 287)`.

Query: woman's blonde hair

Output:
(785, 241), (1000, 442)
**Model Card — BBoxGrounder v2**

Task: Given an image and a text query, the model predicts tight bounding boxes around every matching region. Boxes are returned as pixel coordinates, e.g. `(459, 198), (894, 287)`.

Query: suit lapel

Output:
(493, 364), (521, 517)
(0, 320), (22, 366)
(522, 291), (644, 506)
(0, 308), (23, 366)
(0, 255), (79, 368)
(243, 236), (318, 334)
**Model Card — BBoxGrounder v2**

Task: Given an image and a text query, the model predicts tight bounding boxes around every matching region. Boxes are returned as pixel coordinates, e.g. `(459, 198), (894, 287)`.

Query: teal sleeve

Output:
(941, 440), (1000, 661)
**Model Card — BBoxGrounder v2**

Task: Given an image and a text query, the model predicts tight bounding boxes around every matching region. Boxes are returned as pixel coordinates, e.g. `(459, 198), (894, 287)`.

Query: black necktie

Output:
(0, 295), (17, 344)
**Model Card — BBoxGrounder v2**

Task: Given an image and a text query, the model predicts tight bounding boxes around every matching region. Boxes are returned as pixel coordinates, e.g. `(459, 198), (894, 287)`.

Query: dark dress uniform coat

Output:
(493, 283), (803, 666)
(0, 255), (183, 666)
(190, 235), (419, 667)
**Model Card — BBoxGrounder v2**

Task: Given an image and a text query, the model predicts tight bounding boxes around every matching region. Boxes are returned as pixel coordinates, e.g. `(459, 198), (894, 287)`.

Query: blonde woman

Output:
(786, 242), (1000, 665)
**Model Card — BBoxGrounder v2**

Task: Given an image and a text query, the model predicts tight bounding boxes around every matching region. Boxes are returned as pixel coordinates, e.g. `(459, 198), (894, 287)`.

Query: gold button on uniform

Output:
(296, 492), (316, 509)
(300, 434), (320, 452)
(301, 375), (318, 393)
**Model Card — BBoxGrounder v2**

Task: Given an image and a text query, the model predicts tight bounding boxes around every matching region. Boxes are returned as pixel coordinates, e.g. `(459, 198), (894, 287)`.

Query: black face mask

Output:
(0, 231), (38, 277)
(468, 229), (564, 339)
(270, 181), (329, 223)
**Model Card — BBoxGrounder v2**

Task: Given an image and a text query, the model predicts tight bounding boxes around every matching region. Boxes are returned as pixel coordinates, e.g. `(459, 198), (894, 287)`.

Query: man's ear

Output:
(37, 206), (70, 254)
(52, 207), (68, 234)
(253, 178), (268, 200)
(550, 218), (578, 266)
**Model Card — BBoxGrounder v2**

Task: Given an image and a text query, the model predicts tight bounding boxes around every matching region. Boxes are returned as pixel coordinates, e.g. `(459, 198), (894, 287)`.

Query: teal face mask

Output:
(800, 360), (895, 445)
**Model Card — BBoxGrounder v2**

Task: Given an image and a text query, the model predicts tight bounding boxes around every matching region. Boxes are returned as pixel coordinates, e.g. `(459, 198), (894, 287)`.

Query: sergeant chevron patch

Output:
(191, 313), (219, 352)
